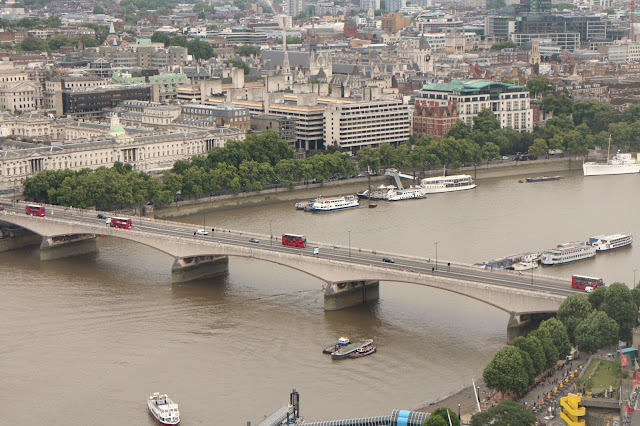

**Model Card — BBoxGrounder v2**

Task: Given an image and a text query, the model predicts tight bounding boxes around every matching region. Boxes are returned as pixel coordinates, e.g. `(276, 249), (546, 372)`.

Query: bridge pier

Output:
(507, 312), (555, 343)
(324, 280), (380, 311)
(171, 255), (229, 283)
(40, 234), (98, 260)
(0, 225), (41, 252)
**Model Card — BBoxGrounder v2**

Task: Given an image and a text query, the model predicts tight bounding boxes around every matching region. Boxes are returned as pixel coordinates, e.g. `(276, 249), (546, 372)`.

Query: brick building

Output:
(413, 99), (459, 140)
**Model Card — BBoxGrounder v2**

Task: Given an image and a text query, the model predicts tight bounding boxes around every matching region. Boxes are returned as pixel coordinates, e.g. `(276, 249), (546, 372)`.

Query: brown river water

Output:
(1, 169), (638, 424)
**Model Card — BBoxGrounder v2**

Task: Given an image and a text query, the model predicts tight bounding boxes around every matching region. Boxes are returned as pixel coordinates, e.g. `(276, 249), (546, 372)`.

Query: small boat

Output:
(525, 176), (563, 182)
(148, 393), (180, 425)
(384, 187), (426, 201)
(349, 343), (377, 358)
(331, 339), (374, 360)
(295, 201), (312, 210)
(368, 202), (377, 208)
(323, 336), (351, 354)
(511, 261), (539, 271)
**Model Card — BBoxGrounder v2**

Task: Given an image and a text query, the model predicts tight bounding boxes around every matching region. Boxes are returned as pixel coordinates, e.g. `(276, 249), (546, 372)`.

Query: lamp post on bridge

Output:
(434, 241), (439, 271)
(270, 220), (273, 246)
(634, 269), (637, 289)
(348, 230), (352, 257)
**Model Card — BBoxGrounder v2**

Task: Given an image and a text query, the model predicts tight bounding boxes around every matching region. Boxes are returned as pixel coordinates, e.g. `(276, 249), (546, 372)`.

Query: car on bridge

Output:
(97, 213), (107, 219)
(382, 257), (395, 263)
(250, 238), (260, 243)
(194, 230), (209, 236)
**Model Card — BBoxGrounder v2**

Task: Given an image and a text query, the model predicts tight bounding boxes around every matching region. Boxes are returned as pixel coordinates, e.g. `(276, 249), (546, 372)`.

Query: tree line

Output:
(150, 32), (215, 60)
(481, 282), (640, 396)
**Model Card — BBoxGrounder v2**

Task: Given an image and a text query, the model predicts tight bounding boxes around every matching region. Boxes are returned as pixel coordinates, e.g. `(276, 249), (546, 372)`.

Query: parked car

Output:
(501, 155), (509, 160)
(382, 257), (395, 263)
(97, 213), (107, 219)
(514, 154), (537, 161)
(194, 229), (209, 236)
(250, 238), (260, 243)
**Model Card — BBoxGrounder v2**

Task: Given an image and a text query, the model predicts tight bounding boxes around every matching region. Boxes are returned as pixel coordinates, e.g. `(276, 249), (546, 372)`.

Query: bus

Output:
(25, 204), (46, 217)
(110, 217), (132, 229)
(571, 275), (604, 290)
(282, 233), (306, 248)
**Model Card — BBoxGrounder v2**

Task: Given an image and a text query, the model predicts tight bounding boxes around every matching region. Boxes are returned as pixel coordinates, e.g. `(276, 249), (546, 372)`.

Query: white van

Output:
(566, 348), (578, 361)
(313, 247), (319, 255)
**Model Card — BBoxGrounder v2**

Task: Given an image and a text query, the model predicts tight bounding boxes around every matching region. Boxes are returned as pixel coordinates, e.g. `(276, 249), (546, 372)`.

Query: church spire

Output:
(282, 30), (291, 77)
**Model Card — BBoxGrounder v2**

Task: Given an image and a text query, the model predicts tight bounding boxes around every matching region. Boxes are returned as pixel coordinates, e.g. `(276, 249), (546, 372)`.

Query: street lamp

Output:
(270, 220), (273, 246)
(458, 403), (461, 420)
(434, 241), (439, 271)
(634, 269), (637, 289)
(348, 230), (352, 257)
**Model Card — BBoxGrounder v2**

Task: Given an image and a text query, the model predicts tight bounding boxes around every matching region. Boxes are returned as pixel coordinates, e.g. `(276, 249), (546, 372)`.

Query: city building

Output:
(53, 84), (159, 118)
(418, 80), (533, 132)
(180, 104), (252, 130)
(413, 99), (459, 140)
(323, 100), (411, 151)
(386, 0), (406, 13)
(251, 114), (297, 148)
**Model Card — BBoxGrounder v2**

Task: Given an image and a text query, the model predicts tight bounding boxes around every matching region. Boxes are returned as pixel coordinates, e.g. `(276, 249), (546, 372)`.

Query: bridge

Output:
(0, 202), (582, 340)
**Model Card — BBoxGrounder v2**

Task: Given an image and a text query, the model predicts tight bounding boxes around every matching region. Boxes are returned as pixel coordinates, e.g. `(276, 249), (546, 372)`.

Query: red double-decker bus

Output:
(571, 275), (604, 290)
(282, 233), (306, 248)
(110, 217), (132, 229)
(25, 204), (46, 217)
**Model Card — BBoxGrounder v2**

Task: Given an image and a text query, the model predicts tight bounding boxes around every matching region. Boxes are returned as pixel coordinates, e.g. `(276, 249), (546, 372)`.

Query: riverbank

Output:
(415, 378), (492, 423)
(154, 156), (584, 219)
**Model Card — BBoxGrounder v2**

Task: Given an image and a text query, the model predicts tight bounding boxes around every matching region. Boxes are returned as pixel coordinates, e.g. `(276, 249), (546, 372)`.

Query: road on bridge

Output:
(0, 202), (585, 299)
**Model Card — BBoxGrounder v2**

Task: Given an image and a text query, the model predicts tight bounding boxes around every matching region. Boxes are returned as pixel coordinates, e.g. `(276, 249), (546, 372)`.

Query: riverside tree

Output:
(538, 318), (572, 360)
(483, 346), (530, 395)
(574, 310), (619, 353)
(600, 283), (638, 342)
(557, 294), (593, 344)
(470, 400), (537, 426)
(512, 335), (546, 377)
(423, 407), (460, 426)
(529, 327), (559, 369)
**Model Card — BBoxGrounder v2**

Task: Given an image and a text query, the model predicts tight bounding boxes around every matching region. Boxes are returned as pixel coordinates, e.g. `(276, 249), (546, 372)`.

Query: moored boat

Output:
(309, 195), (359, 212)
(540, 242), (596, 265)
(419, 174), (476, 194)
(511, 261), (539, 271)
(323, 336), (351, 354)
(588, 233), (633, 251)
(295, 201), (312, 210)
(583, 137), (640, 176)
(384, 187), (426, 201)
(349, 343), (377, 358)
(148, 393), (180, 425)
(331, 339), (374, 360)
(525, 176), (563, 182)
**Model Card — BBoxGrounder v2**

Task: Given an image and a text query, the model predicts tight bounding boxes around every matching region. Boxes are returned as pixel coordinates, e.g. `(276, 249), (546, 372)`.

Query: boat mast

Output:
(607, 134), (611, 160)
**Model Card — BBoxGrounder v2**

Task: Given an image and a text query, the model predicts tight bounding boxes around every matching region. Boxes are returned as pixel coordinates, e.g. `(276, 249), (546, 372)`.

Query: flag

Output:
(635, 368), (638, 382)
(622, 354), (629, 367)
(628, 402), (635, 413)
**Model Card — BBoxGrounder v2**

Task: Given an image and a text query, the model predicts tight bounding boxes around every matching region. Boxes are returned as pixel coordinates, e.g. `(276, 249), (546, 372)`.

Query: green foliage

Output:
(473, 109), (500, 133)
(276, 35), (302, 45)
(588, 285), (608, 311)
(557, 294), (593, 344)
(93, 5), (105, 14)
(490, 40), (516, 51)
(470, 400), (536, 426)
(483, 346), (530, 394)
(19, 37), (48, 51)
(223, 58), (250, 75)
(512, 336), (546, 376)
(187, 39), (215, 60)
(423, 407), (460, 426)
(600, 282), (638, 342)
(575, 310), (619, 353)
(236, 44), (258, 57)
(528, 138), (548, 157)
(538, 318), (572, 360)
(526, 76), (554, 98)
(529, 327), (559, 369)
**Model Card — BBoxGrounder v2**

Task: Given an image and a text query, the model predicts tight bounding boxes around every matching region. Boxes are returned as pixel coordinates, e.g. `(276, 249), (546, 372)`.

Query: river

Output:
(1, 169), (638, 425)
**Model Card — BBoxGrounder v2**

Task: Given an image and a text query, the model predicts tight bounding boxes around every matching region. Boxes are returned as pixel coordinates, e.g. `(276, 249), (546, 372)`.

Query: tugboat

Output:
(148, 393), (180, 425)
(323, 336), (350, 354)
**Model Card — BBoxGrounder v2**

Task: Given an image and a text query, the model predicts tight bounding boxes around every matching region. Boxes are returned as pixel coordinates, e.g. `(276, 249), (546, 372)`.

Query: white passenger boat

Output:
(148, 393), (180, 425)
(384, 187), (426, 201)
(540, 242), (596, 265)
(583, 152), (640, 176)
(419, 174), (476, 194)
(308, 195), (359, 212)
(588, 233), (633, 251)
